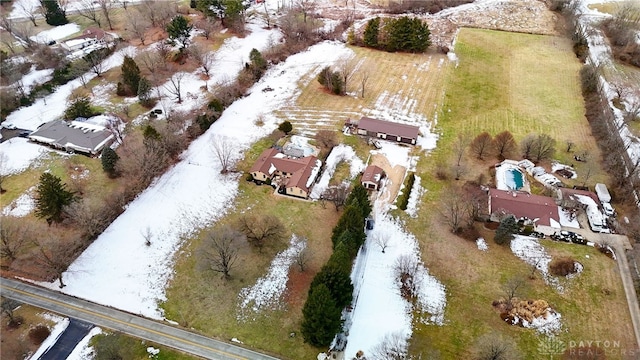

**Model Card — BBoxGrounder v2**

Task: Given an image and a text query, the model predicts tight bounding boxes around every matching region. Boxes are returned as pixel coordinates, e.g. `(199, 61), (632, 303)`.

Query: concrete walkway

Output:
(1, 278), (280, 360)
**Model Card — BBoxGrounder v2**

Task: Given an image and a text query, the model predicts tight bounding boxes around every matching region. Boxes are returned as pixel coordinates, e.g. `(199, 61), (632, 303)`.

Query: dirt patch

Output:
(284, 268), (314, 309)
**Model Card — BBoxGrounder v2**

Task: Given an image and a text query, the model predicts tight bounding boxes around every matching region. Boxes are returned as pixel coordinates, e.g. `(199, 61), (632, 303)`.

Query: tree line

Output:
(301, 184), (371, 347)
(351, 16), (431, 53)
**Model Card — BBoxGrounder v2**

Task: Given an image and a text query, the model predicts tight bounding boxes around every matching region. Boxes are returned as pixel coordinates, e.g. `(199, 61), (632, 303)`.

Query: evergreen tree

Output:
(142, 124), (162, 148)
(137, 77), (152, 107)
(121, 56), (141, 96)
(101, 147), (119, 177)
(248, 48), (267, 80)
(301, 284), (342, 347)
(41, 0), (68, 26)
(381, 17), (430, 53)
(330, 232), (358, 267)
(64, 96), (95, 120)
(35, 172), (75, 224)
(310, 263), (354, 309)
(331, 205), (366, 248)
(494, 215), (519, 245)
(317, 66), (331, 87)
(347, 183), (372, 219)
(363, 17), (380, 48)
(166, 15), (193, 50)
(278, 121), (293, 135)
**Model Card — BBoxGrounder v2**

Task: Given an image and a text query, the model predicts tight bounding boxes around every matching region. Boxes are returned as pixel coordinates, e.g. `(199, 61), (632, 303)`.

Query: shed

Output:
(361, 165), (385, 191)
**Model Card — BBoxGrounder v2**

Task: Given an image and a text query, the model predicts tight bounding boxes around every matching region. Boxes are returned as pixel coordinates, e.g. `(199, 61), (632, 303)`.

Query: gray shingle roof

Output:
(28, 120), (114, 155)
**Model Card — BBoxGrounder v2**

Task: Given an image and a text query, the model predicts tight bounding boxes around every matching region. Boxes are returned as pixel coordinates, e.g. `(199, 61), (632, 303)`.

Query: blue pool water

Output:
(506, 168), (524, 190)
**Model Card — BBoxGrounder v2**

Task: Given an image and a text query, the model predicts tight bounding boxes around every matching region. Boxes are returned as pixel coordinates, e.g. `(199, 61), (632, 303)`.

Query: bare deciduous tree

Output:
(64, 198), (115, 240)
(97, 0), (114, 30)
(211, 135), (237, 173)
(373, 232), (390, 253)
(196, 18), (218, 40)
(453, 133), (470, 166)
(520, 134), (536, 160)
(0, 216), (29, 262)
(358, 60), (373, 98)
(322, 183), (350, 211)
(502, 276), (525, 303)
(338, 55), (357, 93)
(237, 214), (286, 252)
(492, 131), (517, 160)
(140, 226), (153, 246)
(369, 332), (408, 360)
(126, 10), (149, 45)
(77, 0), (102, 27)
(87, 51), (106, 77)
(473, 334), (522, 360)
(439, 185), (471, 233)
(189, 44), (216, 77)
(565, 139), (575, 153)
(198, 225), (243, 279)
(35, 240), (76, 288)
(295, 0), (316, 23)
(17, 1), (40, 27)
(393, 254), (420, 300)
(1, 297), (21, 324)
(165, 72), (186, 103)
(470, 131), (492, 160)
(314, 130), (337, 151)
(295, 242), (311, 272)
(531, 134), (556, 162)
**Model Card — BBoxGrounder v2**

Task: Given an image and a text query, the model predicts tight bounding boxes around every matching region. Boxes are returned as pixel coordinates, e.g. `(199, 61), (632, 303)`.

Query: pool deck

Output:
(495, 161), (531, 193)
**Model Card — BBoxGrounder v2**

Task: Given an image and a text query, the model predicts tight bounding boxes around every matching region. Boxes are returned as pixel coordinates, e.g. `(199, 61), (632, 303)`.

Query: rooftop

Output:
(489, 188), (559, 227)
(358, 117), (420, 139)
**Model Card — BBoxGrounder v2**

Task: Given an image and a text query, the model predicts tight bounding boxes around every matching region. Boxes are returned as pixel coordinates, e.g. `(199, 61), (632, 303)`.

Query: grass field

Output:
(402, 28), (635, 358)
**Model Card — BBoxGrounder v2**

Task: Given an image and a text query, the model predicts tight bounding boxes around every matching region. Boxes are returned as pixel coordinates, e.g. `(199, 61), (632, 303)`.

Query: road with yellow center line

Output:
(1, 278), (281, 360)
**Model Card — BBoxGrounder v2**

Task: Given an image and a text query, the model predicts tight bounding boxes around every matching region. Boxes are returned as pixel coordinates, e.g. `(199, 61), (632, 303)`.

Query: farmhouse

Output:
(28, 120), (114, 156)
(361, 165), (385, 191)
(61, 27), (115, 59)
(489, 188), (560, 232)
(249, 148), (322, 199)
(355, 117), (419, 145)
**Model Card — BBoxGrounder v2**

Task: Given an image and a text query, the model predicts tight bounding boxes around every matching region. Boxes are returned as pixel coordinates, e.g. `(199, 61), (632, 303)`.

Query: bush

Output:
(549, 257), (579, 277)
(28, 325), (50, 345)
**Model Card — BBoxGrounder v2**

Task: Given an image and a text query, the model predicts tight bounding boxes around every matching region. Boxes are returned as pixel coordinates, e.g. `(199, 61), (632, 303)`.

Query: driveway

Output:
(39, 318), (93, 360)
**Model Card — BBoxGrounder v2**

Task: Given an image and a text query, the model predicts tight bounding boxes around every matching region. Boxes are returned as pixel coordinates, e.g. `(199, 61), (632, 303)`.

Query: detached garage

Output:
(361, 165), (385, 191)
(356, 117), (419, 145)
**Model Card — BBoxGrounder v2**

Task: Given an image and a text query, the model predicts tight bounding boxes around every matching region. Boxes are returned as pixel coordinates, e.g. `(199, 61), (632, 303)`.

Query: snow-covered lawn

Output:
(343, 212), (446, 359)
(2, 186), (35, 217)
(405, 174), (424, 218)
(28, 313), (69, 360)
(237, 235), (306, 321)
(30, 33), (355, 318)
(310, 144), (365, 199)
(0, 138), (52, 175)
(66, 327), (102, 360)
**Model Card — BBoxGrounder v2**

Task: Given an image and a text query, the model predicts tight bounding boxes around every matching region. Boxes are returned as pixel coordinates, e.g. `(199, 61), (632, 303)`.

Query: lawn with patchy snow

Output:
(30, 31), (355, 318)
(2, 186), (35, 217)
(237, 235), (306, 321)
(310, 144), (365, 199)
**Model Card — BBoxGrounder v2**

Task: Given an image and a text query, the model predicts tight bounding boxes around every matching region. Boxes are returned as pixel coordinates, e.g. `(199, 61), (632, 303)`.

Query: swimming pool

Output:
(506, 168), (524, 190)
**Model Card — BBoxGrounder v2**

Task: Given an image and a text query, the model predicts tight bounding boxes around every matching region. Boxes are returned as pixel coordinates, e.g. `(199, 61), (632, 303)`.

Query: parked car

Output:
(365, 218), (374, 230)
(602, 203), (615, 217)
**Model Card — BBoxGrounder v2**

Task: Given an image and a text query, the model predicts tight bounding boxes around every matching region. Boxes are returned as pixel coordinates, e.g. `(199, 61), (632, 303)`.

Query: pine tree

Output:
(41, 0), (68, 26)
(363, 17), (380, 48)
(64, 96), (94, 120)
(121, 56), (141, 96)
(301, 284), (342, 347)
(278, 121), (293, 135)
(331, 205), (365, 248)
(101, 147), (119, 177)
(310, 263), (353, 308)
(347, 183), (372, 219)
(248, 48), (267, 80)
(166, 15), (193, 50)
(35, 172), (75, 224)
(137, 77), (152, 107)
(494, 215), (519, 245)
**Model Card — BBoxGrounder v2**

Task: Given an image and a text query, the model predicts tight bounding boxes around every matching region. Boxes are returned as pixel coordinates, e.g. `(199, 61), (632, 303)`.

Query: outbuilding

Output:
(356, 117), (419, 145)
(361, 165), (385, 191)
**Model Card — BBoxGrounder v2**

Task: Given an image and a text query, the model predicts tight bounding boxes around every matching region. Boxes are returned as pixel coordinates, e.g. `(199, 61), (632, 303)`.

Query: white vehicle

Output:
(603, 203), (615, 217)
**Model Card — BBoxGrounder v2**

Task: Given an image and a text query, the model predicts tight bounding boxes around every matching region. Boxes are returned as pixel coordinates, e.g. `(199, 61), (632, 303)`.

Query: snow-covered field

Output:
(30, 23), (80, 44)
(0, 138), (52, 175)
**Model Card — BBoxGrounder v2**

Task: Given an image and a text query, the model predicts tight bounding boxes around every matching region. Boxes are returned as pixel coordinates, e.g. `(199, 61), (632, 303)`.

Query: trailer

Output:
(595, 183), (611, 203)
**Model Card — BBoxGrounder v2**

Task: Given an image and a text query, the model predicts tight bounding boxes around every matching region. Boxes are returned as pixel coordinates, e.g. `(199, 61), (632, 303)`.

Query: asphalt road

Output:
(0, 278), (280, 360)
(40, 318), (93, 360)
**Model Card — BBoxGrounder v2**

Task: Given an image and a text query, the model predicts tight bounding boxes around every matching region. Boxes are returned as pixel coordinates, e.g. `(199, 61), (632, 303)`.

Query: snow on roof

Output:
(558, 206), (580, 228)
(574, 194), (608, 230)
(361, 165), (384, 184)
(30, 23), (81, 43)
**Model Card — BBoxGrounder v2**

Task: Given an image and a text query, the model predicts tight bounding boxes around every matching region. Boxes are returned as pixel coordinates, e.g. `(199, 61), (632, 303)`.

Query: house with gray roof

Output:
(28, 120), (114, 156)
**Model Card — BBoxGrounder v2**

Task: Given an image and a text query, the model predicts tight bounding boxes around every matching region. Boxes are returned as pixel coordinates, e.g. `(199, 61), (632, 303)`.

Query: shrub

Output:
(549, 257), (579, 277)
(28, 325), (50, 345)
(494, 215), (519, 245)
